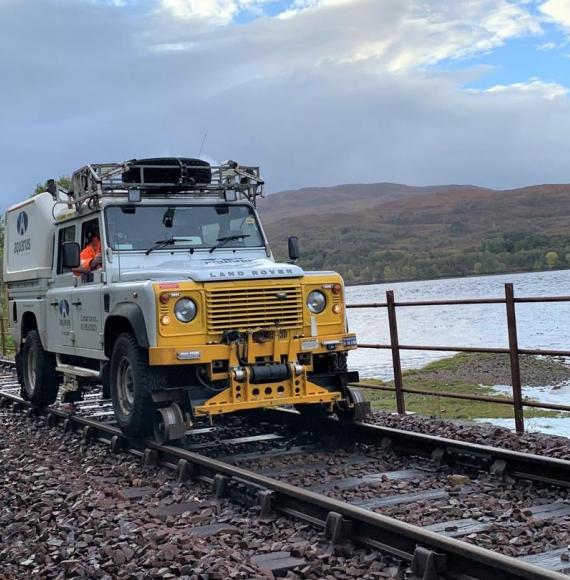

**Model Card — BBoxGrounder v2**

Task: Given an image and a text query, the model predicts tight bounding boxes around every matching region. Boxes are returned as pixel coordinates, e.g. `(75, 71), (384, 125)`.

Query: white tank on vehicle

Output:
(3, 192), (60, 283)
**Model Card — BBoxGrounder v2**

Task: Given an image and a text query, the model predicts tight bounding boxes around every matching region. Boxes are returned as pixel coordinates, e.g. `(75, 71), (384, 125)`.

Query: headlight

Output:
(174, 298), (197, 323)
(307, 290), (326, 314)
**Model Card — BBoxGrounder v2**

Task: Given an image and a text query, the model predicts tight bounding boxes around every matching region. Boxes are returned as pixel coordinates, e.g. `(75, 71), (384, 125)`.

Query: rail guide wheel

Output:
(154, 403), (188, 444)
(336, 387), (370, 425)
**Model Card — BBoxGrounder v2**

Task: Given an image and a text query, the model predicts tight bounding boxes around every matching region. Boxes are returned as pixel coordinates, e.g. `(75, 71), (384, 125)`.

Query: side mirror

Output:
(62, 242), (81, 269)
(288, 236), (300, 262)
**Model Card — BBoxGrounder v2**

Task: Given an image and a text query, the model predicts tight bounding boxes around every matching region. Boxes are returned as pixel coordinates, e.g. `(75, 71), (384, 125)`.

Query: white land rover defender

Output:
(4, 158), (364, 442)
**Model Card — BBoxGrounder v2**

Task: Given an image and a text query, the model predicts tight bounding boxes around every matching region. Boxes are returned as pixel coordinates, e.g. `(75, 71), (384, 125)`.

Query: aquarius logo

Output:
(17, 211), (28, 236)
(59, 299), (70, 318)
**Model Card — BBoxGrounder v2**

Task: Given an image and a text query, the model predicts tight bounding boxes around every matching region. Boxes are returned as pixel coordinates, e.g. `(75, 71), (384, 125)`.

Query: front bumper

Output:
(148, 332), (357, 367)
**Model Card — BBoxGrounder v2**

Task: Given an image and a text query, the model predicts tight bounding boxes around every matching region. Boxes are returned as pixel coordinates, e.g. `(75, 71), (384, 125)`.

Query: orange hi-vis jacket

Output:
(80, 240), (102, 270)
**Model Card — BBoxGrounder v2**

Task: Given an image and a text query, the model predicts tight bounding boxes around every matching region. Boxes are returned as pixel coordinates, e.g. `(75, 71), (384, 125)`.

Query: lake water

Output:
(346, 269), (570, 380)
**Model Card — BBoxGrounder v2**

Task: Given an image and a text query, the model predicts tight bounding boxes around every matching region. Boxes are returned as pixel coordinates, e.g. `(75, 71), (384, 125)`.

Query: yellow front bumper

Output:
(148, 333), (357, 366)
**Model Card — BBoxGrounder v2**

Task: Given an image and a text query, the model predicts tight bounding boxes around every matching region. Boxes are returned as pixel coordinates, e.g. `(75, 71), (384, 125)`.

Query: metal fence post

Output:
(386, 290), (406, 415)
(0, 318), (6, 357)
(505, 283), (524, 433)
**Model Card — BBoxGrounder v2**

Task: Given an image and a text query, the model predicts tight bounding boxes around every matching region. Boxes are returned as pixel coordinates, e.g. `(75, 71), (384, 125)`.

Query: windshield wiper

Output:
(146, 237), (177, 255)
(209, 234), (250, 253)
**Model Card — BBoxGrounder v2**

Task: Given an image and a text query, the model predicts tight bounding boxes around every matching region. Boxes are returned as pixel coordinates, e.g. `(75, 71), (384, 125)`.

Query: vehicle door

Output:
(46, 224), (77, 353)
(72, 217), (105, 357)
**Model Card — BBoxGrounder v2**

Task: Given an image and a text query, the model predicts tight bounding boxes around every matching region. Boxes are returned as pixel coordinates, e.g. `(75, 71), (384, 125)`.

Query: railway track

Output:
(1, 357), (570, 580)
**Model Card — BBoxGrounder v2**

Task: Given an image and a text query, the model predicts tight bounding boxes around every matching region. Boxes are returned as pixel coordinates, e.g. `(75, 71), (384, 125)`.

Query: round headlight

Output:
(307, 290), (326, 314)
(174, 298), (197, 323)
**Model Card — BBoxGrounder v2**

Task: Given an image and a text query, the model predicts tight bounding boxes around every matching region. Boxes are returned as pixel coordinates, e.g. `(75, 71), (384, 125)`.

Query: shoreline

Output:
(346, 266), (570, 289)
(359, 352), (570, 422)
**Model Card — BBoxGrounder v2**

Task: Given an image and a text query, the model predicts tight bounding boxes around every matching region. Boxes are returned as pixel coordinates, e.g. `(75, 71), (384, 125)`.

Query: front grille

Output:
(206, 284), (303, 332)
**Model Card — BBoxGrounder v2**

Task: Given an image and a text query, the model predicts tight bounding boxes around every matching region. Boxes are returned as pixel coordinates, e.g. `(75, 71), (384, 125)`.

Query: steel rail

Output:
(0, 361), (567, 579)
(349, 421), (570, 488)
(262, 408), (570, 488)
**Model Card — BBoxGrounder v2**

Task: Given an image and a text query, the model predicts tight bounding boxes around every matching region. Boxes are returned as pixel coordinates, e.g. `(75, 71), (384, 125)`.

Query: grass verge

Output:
(358, 353), (568, 421)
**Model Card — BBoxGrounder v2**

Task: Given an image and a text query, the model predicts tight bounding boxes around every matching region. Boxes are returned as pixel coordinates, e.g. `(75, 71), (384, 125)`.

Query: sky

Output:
(2, 0), (570, 207)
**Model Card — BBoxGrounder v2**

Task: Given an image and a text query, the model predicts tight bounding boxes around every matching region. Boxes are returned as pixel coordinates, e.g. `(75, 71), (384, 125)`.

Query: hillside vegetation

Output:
(258, 183), (570, 284)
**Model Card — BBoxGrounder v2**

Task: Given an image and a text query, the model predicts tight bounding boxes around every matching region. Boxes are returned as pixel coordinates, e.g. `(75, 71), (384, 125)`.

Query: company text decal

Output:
(14, 211), (31, 255)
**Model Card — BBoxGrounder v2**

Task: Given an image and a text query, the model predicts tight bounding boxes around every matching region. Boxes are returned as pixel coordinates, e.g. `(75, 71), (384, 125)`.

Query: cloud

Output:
(540, 0), (570, 29)
(157, 0), (542, 78)
(474, 78), (569, 99)
(159, 0), (275, 22)
(537, 40), (559, 49)
(0, 0), (567, 210)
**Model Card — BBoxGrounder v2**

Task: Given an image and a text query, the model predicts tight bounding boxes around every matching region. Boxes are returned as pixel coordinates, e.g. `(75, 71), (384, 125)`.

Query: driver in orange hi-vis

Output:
(80, 232), (102, 270)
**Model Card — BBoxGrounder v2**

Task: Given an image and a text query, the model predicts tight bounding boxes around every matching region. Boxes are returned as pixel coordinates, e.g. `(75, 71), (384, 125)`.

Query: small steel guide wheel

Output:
(336, 387), (371, 424)
(154, 403), (187, 444)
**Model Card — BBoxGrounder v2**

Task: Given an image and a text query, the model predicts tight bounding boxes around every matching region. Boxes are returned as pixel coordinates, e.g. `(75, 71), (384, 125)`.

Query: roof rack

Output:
(63, 158), (265, 213)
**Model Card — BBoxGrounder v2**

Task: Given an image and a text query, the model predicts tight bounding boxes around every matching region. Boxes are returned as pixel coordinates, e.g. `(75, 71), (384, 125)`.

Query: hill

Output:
(258, 183), (570, 284)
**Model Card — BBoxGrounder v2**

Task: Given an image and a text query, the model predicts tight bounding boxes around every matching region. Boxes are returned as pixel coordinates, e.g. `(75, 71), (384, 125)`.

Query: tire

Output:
(15, 350), (24, 387)
(109, 333), (166, 438)
(21, 330), (59, 407)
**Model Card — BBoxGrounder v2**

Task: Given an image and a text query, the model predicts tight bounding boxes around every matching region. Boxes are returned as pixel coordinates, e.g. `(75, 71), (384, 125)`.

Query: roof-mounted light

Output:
(128, 187), (142, 203)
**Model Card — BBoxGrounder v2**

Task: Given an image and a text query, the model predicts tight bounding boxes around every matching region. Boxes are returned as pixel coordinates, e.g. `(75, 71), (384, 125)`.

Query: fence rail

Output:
(348, 283), (570, 433)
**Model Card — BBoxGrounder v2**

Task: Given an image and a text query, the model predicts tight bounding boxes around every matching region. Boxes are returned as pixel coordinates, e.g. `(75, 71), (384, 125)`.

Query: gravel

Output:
(235, 421), (570, 561)
(0, 409), (403, 579)
(369, 411), (570, 460)
(5, 372), (570, 577)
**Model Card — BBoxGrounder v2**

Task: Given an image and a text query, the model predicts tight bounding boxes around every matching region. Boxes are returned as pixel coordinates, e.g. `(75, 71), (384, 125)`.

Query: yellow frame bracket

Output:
(194, 363), (341, 416)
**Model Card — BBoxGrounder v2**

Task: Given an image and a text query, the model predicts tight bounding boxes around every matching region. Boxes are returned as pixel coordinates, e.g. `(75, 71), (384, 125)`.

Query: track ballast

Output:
(1, 358), (570, 580)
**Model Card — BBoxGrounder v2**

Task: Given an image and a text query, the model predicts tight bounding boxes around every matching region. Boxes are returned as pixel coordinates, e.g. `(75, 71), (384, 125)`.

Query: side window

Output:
(57, 225), (76, 275)
(79, 218), (103, 283)
(81, 218), (101, 251)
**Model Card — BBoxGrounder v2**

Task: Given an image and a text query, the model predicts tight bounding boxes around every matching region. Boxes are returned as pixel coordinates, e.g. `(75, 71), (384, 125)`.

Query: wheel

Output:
(15, 349), (24, 386)
(336, 387), (370, 425)
(154, 403), (186, 444)
(21, 330), (59, 407)
(109, 333), (166, 438)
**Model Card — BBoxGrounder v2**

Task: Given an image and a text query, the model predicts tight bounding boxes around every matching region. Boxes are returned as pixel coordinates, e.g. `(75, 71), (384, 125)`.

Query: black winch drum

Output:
(250, 364), (291, 384)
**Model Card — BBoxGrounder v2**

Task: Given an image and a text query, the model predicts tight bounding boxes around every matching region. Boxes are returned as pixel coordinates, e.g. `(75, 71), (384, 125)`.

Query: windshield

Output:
(105, 204), (264, 251)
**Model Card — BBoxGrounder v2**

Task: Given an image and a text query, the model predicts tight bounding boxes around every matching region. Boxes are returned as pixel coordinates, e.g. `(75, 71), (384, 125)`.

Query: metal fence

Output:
(2, 282), (569, 433)
(348, 283), (570, 433)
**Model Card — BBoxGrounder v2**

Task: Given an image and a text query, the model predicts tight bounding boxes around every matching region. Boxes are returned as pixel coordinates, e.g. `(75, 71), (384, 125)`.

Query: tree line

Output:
(278, 230), (570, 285)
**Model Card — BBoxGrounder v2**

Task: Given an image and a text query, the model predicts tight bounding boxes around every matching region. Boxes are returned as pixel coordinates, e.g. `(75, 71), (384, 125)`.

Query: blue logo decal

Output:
(59, 299), (70, 318)
(17, 211), (28, 236)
